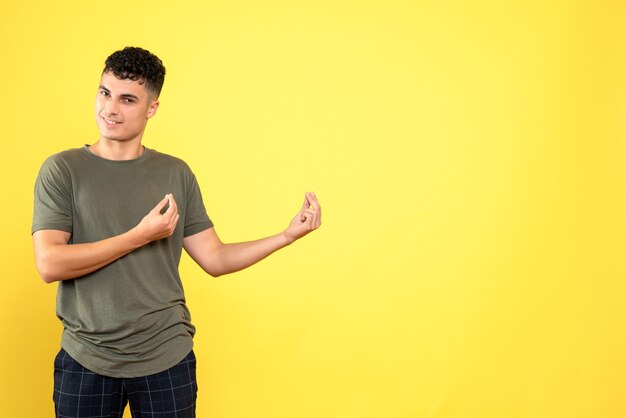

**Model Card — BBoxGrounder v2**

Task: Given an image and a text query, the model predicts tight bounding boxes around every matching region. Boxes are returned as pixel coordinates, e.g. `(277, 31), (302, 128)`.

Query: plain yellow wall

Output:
(1, 1), (625, 417)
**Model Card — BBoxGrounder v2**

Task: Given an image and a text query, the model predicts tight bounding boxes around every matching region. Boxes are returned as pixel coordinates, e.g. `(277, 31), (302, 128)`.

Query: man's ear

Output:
(147, 99), (160, 119)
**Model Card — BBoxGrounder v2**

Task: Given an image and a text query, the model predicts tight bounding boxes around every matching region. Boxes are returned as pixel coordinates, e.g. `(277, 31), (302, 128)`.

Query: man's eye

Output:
(100, 90), (109, 96)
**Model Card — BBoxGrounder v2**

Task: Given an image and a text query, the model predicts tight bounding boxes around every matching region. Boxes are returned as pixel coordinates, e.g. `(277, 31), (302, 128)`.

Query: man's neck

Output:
(89, 139), (145, 161)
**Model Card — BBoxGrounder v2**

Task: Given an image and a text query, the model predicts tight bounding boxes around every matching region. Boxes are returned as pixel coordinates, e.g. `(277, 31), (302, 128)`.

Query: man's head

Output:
(95, 47), (166, 143)
(103, 46), (166, 98)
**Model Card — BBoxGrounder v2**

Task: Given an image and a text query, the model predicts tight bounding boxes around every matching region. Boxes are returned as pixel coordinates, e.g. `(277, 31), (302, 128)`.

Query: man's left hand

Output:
(284, 192), (322, 244)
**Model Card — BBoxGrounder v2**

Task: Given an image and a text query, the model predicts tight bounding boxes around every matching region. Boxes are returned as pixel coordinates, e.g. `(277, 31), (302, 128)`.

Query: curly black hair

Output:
(103, 47), (166, 97)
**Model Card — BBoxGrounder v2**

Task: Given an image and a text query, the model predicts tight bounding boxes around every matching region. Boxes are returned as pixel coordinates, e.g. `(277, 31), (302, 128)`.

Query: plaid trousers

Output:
(53, 348), (197, 418)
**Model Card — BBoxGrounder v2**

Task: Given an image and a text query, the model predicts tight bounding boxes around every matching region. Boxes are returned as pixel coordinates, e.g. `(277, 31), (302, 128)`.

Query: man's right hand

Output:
(135, 194), (180, 244)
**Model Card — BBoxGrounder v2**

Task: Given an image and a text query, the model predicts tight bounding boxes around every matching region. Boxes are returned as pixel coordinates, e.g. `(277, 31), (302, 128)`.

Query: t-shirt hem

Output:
(31, 223), (73, 235)
(61, 338), (194, 378)
(184, 222), (214, 238)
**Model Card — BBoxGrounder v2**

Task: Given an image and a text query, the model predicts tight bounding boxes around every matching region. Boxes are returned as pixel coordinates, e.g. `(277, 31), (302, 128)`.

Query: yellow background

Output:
(1, 1), (625, 417)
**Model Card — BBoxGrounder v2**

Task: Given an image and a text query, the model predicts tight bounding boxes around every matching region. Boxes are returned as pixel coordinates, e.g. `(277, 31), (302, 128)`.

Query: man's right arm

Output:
(33, 194), (179, 283)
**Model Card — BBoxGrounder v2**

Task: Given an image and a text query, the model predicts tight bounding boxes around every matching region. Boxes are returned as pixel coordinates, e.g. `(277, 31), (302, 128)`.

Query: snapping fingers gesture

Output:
(284, 192), (322, 244)
(135, 193), (180, 243)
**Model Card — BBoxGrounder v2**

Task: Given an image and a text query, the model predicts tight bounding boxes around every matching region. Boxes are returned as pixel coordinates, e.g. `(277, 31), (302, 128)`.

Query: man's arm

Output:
(33, 194), (180, 283)
(183, 192), (321, 277)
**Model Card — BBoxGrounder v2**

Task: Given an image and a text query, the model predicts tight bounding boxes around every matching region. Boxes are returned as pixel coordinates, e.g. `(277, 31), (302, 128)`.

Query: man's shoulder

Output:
(46, 146), (83, 158)
(38, 147), (85, 174)
(146, 148), (193, 172)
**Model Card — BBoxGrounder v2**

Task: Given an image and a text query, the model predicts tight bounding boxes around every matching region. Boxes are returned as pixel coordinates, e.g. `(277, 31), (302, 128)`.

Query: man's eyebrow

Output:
(98, 85), (139, 100)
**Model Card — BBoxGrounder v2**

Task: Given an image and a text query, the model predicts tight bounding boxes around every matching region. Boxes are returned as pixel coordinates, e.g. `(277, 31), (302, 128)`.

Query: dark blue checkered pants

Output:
(53, 348), (197, 418)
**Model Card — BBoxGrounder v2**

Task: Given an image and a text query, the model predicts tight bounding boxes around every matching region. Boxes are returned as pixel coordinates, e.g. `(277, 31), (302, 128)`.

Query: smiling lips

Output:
(103, 116), (122, 125)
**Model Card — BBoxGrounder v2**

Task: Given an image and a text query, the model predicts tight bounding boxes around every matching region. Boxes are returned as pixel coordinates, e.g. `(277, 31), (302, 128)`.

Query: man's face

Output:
(95, 71), (159, 143)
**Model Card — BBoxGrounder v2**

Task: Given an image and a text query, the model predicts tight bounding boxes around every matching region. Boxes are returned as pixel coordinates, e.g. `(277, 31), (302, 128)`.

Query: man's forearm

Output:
(209, 233), (293, 277)
(34, 194), (180, 283)
(184, 229), (293, 277)
(34, 228), (147, 283)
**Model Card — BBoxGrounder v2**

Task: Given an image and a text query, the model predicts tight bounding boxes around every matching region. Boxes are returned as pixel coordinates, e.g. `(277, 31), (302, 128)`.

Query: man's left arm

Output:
(183, 192), (321, 277)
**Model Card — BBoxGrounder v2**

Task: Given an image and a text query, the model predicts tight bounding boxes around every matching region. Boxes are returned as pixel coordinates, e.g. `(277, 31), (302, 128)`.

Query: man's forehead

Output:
(99, 72), (148, 95)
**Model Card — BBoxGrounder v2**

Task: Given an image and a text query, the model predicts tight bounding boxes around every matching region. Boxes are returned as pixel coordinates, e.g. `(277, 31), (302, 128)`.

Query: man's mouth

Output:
(103, 117), (122, 125)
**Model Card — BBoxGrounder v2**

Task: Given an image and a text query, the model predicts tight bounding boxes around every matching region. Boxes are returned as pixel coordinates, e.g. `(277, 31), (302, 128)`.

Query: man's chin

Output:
(98, 135), (134, 143)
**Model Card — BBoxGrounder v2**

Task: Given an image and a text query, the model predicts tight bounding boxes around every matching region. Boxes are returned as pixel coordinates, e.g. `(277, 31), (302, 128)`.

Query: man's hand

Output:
(283, 192), (322, 244)
(34, 193), (180, 283)
(135, 194), (180, 244)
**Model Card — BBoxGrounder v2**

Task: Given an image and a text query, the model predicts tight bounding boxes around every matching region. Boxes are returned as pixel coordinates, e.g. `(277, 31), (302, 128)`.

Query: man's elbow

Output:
(200, 262), (233, 278)
(34, 255), (60, 283)
(195, 256), (228, 278)
(37, 265), (57, 283)
(204, 266), (225, 278)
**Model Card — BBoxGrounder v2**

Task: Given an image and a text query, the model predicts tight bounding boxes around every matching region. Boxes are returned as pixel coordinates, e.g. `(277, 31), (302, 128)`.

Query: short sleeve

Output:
(183, 173), (213, 237)
(32, 156), (74, 234)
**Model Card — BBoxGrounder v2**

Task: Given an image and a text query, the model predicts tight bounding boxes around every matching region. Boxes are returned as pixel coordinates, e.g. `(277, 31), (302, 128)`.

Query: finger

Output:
(152, 195), (170, 214)
(171, 213), (180, 231)
(307, 192), (320, 211)
(306, 206), (320, 229)
(301, 209), (316, 224)
(160, 198), (175, 223)
(164, 193), (178, 215)
(304, 193), (320, 215)
(299, 209), (312, 222)
(311, 193), (321, 228)
(163, 213), (179, 238)
(311, 210), (319, 229)
(312, 211), (320, 229)
(168, 194), (178, 213)
(300, 195), (310, 212)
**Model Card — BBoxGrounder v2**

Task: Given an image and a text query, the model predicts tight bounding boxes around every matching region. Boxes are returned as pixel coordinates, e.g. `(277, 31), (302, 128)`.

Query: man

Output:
(32, 46), (321, 418)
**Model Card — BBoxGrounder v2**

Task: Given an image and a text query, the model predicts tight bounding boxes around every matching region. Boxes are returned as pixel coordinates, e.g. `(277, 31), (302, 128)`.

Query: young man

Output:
(32, 46), (321, 418)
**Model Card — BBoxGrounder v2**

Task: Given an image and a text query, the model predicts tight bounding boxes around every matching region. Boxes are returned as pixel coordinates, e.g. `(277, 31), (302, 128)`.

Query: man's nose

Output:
(104, 99), (119, 115)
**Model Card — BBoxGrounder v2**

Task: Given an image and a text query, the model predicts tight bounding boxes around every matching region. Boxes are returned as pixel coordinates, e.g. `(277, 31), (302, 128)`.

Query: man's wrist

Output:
(281, 230), (296, 246)
(127, 226), (149, 249)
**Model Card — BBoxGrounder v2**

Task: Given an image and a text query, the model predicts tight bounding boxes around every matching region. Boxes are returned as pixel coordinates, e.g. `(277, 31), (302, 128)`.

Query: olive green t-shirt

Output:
(32, 145), (213, 378)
